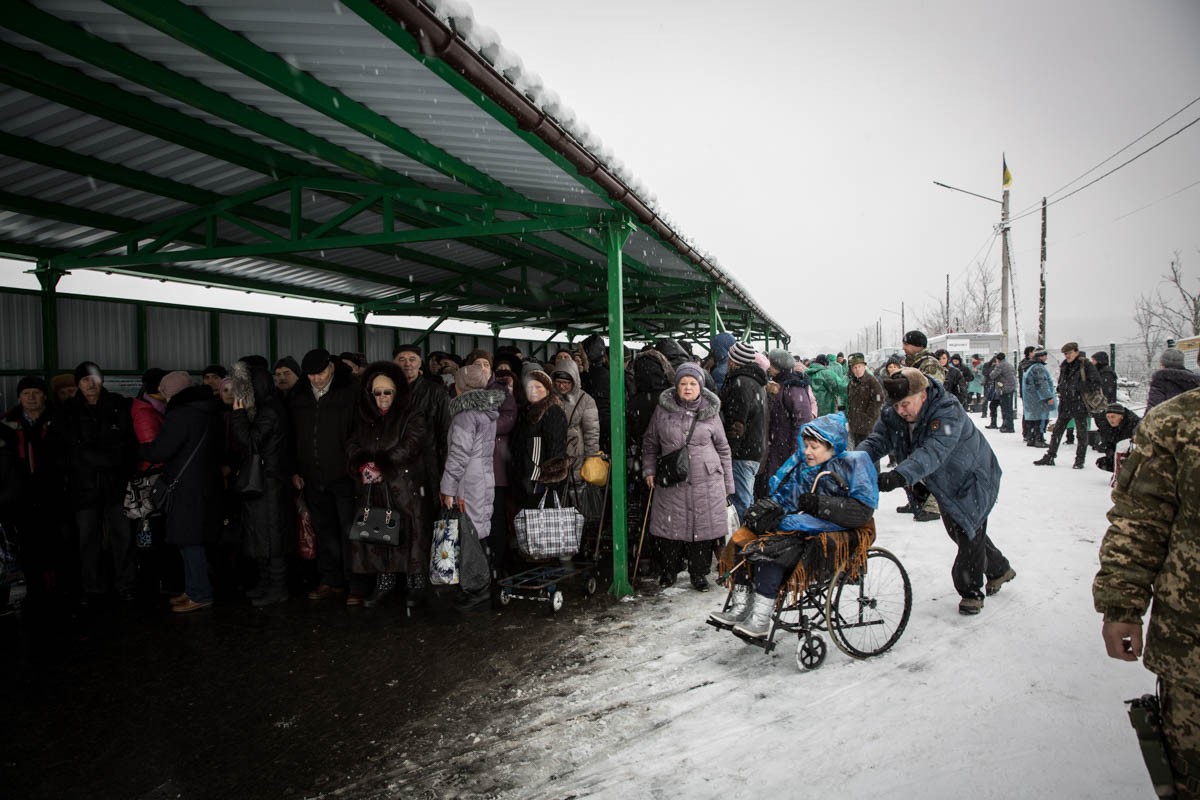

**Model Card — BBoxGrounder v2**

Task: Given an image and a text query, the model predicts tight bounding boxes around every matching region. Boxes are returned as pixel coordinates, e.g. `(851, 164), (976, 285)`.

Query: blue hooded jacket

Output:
(709, 332), (736, 392)
(768, 413), (879, 533)
(857, 378), (1001, 537)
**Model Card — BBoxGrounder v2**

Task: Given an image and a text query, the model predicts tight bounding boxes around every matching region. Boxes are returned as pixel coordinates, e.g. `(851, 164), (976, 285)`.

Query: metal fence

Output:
(0, 286), (569, 410)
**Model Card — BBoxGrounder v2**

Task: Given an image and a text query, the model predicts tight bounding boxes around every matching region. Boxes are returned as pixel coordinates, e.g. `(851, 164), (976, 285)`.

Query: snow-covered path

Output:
(408, 416), (1153, 799)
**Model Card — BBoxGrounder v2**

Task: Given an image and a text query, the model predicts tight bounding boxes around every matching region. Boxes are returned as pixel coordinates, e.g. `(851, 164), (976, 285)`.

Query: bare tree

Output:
(915, 262), (999, 335)
(1132, 292), (1165, 374)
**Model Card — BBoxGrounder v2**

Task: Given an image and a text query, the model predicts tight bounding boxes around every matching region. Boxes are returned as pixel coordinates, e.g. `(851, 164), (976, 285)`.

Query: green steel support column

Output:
(35, 267), (60, 379)
(490, 324), (501, 354)
(709, 286), (720, 337)
(354, 308), (368, 354)
(317, 322), (326, 351)
(605, 218), (634, 598)
(208, 310), (220, 366)
(135, 302), (148, 371)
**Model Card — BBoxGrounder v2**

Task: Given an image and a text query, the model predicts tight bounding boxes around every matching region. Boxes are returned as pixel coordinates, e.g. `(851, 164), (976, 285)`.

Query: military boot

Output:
(1033, 454), (1055, 466)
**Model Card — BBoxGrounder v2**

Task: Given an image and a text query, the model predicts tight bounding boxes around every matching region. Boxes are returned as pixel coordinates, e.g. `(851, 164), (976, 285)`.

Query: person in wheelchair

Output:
(710, 413), (878, 638)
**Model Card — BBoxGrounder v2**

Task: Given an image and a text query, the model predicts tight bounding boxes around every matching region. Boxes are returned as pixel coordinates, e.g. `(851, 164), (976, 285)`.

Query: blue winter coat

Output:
(709, 332), (736, 392)
(1021, 361), (1056, 421)
(768, 413), (878, 533)
(857, 378), (1001, 537)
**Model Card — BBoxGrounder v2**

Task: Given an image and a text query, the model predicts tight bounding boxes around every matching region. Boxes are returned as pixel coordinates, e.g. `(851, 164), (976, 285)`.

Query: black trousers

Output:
(1048, 411), (1090, 463)
(304, 479), (369, 592)
(655, 536), (713, 577)
(489, 486), (510, 577)
(942, 516), (1011, 600)
(76, 501), (135, 595)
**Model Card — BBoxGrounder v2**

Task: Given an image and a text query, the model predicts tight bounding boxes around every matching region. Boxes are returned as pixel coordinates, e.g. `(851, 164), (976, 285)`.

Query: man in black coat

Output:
(1095, 403), (1140, 472)
(60, 361), (138, 603)
(1035, 341), (1101, 469)
(720, 341), (767, 519)
(290, 349), (363, 602)
(581, 334), (611, 454)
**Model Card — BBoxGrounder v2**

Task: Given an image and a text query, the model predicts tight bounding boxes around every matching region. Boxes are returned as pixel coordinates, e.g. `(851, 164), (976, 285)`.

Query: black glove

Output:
(795, 493), (819, 515)
(877, 470), (907, 492)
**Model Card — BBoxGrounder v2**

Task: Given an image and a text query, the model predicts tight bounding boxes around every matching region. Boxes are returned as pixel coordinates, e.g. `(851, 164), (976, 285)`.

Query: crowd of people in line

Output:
(0, 327), (1193, 623)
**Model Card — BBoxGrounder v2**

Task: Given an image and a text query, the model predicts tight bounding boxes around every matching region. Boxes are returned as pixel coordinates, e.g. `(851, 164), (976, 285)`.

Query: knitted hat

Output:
(455, 363), (489, 394)
(1161, 348), (1185, 369)
(1061, 341), (1079, 354)
(728, 341), (758, 367)
(882, 367), (928, 403)
(753, 352), (771, 372)
(1033, 348), (1048, 358)
(300, 348), (332, 375)
(903, 330), (928, 348)
(16, 375), (46, 395)
(847, 353), (867, 367)
(523, 369), (553, 396)
(158, 371), (193, 400)
(202, 364), (227, 379)
(464, 348), (493, 369)
(273, 356), (301, 377)
(74, 361), (103, 386)
(1105, 403), (1127, 415)
(767, 349), (793, 373)
(674, 362), (706, 387)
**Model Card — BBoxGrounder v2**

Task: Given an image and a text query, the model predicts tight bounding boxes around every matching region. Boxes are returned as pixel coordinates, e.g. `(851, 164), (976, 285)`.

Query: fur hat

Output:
(73, 361), (103, 386)
(728, 341), (758, 367)
(882, 367), (928, 403)
(903, 330), (928, 348)
(158, 371), (193, 400)
(674, 362), (706, 387)
(301, 348), (332, 375)
(16, 375), (46, 395)
(847, 353), (867, 367)
(1032, 348), (1048, 358)
(51, 374), (75, 396)
(1161, 348), (1185, 369)
(455, 363), (489, 394)
(464, 348), (493, 369)
(1061, 341), (1079, 354)
(767, 349), (794, 373)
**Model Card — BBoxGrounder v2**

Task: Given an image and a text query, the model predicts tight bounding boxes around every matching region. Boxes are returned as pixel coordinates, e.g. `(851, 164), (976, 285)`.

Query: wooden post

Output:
(1039, 197), (1047, 347)
(1000, 187), (1011, 355)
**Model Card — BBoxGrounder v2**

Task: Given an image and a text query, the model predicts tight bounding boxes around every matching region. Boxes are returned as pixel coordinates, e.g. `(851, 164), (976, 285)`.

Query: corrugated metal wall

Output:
(147, 306), (210, 372)
(57, 298), (137, 370)
(0, 292), (41, 370)
(276, 318), (318, 363)
(365, 326), (393, 363)
(324, 323), (357, 357)
(219, 314), (270, 367)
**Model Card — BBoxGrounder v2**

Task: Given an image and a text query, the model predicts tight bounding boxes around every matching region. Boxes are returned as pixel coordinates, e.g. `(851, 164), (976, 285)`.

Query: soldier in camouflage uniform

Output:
(901, 331), (945, 521)
(1093, 384), (1200, 799)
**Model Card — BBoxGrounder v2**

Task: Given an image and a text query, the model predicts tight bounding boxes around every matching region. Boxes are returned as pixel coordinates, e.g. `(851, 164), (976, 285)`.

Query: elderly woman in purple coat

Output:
(440, 364), (504, 610)
(642, 362), (735, 592)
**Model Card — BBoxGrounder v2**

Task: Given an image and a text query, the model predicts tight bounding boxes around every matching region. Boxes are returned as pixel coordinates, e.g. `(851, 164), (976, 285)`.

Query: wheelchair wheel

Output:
(796, 634), (826, 671)
(826, 546), (911, 659)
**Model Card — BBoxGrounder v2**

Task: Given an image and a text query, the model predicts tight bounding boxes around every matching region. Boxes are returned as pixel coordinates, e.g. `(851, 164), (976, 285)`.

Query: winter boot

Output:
(1073, 458), (1086, 470)
(363, 572), (397, 608)
(913, 509), (941, 522)
(1033, 454), (1055, 466)
(896, 502), (916, 514)
(406, 572), (428, 610)
(985, 422), (998, 429)
(733, 592), (777, 639)
(985, 568), (1016, 596)
(958, 596), (984, 615)
(245, 558), (270, 602)
(709, 585), (753, 625)
(251, 558), (288, 607)
(690, 574), (711, 592)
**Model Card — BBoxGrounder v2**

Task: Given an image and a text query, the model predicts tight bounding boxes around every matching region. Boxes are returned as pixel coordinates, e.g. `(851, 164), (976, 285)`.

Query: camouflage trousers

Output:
(1164, 678), (1200, 799)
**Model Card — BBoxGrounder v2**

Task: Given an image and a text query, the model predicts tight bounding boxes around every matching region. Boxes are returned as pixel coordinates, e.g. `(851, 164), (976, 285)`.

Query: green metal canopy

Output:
(0, 0), (788, 346)
(0, 0), (791, 597)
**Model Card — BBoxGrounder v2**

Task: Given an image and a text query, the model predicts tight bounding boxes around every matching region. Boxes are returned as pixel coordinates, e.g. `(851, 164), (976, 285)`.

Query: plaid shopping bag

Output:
(514, 490), (585, 560)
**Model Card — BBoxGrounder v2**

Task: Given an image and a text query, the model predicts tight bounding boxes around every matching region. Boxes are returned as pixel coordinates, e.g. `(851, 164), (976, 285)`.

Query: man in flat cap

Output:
(1035, 341), (1101, 469)
(857, 367), (1015, 615)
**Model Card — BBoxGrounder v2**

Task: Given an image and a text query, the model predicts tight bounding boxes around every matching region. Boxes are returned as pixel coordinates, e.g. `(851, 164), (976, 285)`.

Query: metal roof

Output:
(0, 0), (789, 343)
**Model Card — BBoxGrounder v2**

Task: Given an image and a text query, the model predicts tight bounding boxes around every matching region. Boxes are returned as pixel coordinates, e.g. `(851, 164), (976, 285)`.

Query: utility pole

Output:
(1038, 196), (1047, 347)
(901, 301), (905, 337)
(999, 159), (1012, 355)
(945, 273), (951, 333)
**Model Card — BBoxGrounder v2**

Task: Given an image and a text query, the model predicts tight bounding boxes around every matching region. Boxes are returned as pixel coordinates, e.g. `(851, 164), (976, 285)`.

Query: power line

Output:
(1011, 92), (1200, 218)
(1008, 112), (1200, 225)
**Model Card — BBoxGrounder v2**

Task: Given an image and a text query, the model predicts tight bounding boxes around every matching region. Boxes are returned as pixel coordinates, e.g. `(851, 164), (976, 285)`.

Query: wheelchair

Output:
(707, 522), (912, 671)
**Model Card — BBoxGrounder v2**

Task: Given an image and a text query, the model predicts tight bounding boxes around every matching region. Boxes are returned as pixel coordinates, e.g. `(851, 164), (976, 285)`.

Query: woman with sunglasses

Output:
(346, 361), (427, 608)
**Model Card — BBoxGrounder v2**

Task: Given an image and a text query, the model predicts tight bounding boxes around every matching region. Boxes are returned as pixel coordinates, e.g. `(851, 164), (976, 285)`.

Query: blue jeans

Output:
(179, 544), (212, 603)
(731, 460), (759, 520)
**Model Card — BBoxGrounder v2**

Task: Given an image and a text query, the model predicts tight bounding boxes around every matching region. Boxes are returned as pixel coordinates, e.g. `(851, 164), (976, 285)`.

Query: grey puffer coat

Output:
(641, 388), (734, 542)
(440, 389), (503, 539)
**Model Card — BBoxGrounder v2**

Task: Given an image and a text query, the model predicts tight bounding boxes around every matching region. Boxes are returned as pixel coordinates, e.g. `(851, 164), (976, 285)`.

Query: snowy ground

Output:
(362, 415), (1155, 799)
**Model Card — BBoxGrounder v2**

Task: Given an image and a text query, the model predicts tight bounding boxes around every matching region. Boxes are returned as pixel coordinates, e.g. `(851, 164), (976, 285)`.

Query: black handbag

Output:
(1079, 362), (1107, 414)
(234, 448), (265, 497)
(742, 498), (785, 534)
(655, 414), (701, 488)
(147, 430), (208, 517)
(348, 484), (406, 546)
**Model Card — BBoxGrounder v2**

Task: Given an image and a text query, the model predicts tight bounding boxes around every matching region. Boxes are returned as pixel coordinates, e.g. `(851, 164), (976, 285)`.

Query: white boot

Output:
(709, 585), (753, 625)
(733, 592), (777, 639)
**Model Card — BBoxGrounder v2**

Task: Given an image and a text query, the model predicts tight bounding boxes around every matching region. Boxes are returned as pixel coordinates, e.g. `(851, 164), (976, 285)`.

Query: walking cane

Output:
(591, 471), (610, 561)
(632, 483), (654, 581)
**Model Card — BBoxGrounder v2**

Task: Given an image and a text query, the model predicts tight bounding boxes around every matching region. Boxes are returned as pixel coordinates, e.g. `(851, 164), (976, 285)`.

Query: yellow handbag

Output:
(581, 453), (610, 487)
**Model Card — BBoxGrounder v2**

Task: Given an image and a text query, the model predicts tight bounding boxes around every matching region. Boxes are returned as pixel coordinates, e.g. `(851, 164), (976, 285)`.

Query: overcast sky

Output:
(464, 0), (1200, 353)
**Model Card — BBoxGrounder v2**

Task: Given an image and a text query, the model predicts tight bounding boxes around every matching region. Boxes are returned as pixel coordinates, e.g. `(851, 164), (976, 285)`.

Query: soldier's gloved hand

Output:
(877, 471), (907, 492)
(795, 493), (819, 515)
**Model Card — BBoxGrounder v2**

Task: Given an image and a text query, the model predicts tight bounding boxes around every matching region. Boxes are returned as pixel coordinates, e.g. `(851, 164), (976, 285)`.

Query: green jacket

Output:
(807, 363), (848, 416)
(1093, 388), (1200, 689)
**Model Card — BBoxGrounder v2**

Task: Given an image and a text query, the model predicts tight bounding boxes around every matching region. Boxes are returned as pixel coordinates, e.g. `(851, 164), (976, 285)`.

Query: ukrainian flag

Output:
(1002, 155), (1013, 189)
